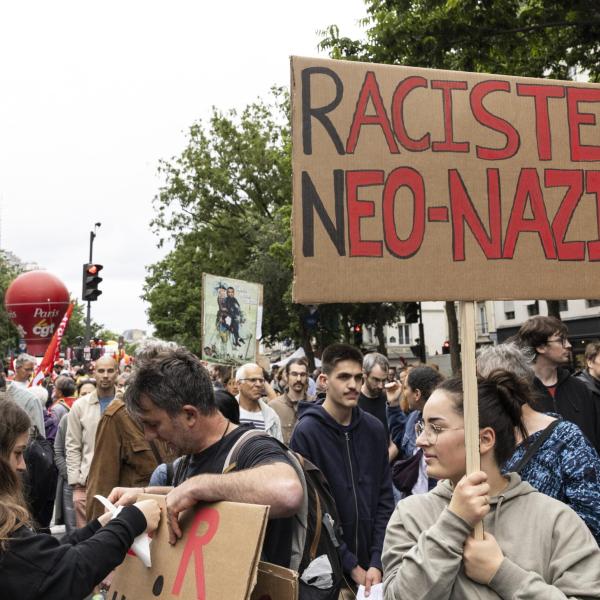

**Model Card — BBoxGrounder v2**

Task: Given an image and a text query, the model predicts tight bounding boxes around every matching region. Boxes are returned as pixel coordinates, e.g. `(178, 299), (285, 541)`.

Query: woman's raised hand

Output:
(448, 471), (491, 527)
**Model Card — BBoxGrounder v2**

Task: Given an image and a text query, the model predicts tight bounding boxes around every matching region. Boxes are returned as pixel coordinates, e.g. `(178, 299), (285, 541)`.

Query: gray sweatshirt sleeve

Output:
(383, 504), (471, 600)
(54, 414), (69, 479)
(488, 506), (600, 599)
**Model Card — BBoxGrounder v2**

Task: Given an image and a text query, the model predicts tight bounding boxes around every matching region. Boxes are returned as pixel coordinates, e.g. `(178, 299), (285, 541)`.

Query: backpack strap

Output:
(172, 454), (191, 487)
(148, 440), (163, 465)
(513, 419), (560, 473)
(295, 452), (322, 563)
(309, 483), (322, 562)
(165, 461), (175, 486)
(222, 429), (270, 473)
(222, 429), (309, 572)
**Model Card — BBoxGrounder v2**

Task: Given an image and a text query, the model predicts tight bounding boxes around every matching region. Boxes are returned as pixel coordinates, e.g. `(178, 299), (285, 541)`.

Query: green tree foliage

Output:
(145, 89), (295, 354)
(320, 0), (600, 370)
(0, 252), (21, 358)
(145, 89), (404, 358)
(321, 0), (600, 80)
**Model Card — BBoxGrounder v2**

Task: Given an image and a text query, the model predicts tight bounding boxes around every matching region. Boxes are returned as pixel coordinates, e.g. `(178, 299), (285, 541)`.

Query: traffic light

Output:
(82, 263), (103, 301)
(404, 302), (419, 323)
(442, 340), (450, 354)
(353, 323), (363, 346)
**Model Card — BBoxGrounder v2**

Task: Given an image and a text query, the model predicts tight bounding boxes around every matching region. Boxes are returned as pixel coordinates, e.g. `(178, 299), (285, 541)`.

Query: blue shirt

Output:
(98, 395), (114, 414)
(503, 417), (600, 544)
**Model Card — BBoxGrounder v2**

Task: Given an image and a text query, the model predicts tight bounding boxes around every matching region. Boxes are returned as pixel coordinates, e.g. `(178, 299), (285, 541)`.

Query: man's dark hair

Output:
(214, 390), (240, 424)
(285, 357), (309, 375)
(584, 341), (600, 363)
(320, 344), (363, 375)
(212, 364), (228, 382)
(125, 345), (216, 416)
(55, 375), (76, 398)
(406, 366), (444, 401)
(223, 369), (236, 387)
(513, 316), (568, 354)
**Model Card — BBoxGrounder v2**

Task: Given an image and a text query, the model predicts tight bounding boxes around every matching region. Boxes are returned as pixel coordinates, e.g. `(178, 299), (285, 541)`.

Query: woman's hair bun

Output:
(479, 368), (529, 426)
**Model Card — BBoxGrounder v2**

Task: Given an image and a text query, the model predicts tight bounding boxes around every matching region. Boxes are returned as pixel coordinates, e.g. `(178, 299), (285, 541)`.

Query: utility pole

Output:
(418, 301), (426, 363)
(84, 223), (101, 345)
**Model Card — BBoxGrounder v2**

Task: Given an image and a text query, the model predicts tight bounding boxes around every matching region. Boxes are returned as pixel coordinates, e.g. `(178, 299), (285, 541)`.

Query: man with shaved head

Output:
(66, 355), (118, 526)
(236, 363), (283, 441)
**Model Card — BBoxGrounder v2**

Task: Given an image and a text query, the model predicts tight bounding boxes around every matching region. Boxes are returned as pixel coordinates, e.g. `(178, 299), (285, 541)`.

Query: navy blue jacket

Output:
(290, 402), (394, 574)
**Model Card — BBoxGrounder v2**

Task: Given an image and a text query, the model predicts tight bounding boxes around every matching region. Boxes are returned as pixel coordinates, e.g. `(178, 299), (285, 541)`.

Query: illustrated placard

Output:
(201, 273), (263, 365)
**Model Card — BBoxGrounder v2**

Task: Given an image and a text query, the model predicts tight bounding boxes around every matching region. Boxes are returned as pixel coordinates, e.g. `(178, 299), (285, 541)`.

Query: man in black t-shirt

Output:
(106, 343), (303, 567)
(359, 352), (390, 438)
(358, 353), (403, 454)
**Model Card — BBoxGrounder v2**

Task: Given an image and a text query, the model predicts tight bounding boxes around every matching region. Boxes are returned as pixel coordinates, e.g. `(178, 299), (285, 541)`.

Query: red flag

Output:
(30, 302), (74, 387)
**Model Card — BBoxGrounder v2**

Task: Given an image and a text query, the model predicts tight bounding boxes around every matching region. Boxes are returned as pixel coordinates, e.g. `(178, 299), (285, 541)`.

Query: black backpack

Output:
(23, 426), (59, 531)
(224, 430), (344, 600)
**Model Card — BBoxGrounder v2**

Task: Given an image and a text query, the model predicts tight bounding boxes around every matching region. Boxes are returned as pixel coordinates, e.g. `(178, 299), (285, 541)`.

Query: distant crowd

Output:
(0, 313), (599, 599)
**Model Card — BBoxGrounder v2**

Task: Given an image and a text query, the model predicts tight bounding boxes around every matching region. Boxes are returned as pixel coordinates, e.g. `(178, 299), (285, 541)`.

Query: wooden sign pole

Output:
(459, 300), (483, 540)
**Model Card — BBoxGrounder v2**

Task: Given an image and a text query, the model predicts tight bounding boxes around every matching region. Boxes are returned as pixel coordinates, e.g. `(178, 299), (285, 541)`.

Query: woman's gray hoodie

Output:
(383, 472), (600, 599)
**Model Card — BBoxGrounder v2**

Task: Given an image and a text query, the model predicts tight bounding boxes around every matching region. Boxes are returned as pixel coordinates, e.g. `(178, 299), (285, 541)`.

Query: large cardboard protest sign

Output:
(201, 273), (263, 366)
(291, 56), (600, 303)
(109, 497), (268, 600)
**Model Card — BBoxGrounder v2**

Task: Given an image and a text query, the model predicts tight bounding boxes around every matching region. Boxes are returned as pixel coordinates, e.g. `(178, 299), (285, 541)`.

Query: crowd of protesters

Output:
(1, 314), (600, 599)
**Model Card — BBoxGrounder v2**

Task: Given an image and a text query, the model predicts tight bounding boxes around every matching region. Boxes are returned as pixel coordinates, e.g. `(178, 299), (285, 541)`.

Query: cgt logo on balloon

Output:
(32, 319), (56, 338)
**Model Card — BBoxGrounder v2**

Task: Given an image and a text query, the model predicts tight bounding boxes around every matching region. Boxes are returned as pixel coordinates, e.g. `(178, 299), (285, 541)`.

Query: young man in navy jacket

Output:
(290, 344), (394, 596)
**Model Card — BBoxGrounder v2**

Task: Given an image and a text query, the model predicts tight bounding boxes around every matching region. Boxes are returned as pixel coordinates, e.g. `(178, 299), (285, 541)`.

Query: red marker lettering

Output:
(172, 508), (220, 600)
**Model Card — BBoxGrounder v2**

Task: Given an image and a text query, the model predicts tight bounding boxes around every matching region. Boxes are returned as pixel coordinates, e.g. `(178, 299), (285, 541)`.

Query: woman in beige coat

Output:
(382, 370), (600, 599)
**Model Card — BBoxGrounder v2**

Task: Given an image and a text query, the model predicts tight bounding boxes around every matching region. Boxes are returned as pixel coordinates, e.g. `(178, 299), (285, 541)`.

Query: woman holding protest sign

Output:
(0, 400), (161, 600)
(382, 371), (600, 599)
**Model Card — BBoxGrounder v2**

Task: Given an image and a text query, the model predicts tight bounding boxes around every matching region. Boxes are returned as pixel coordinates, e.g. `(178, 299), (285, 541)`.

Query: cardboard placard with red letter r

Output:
(109, 495), (269, 600)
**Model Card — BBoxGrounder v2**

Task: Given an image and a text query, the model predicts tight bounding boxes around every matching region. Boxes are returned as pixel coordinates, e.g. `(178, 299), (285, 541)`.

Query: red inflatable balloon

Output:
(4, 271), (70, 356)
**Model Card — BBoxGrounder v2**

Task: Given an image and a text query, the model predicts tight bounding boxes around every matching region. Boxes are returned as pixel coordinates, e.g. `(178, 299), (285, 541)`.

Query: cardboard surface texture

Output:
(291, 56), (600, 302)
(250, 561), (299, 600)
(109, 496), (269, 600)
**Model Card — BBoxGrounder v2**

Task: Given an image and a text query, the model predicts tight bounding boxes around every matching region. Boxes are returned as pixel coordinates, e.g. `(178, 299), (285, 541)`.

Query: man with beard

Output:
(106, 344), (303, 568)
(270, 357), (314, 445)
(359, 352), (392, 438)
(514, 316), (600, 453)
(359, 353), (404, 463)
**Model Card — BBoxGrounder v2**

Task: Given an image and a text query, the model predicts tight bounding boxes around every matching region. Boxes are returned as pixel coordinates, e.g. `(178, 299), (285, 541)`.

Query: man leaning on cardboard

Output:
(107, 342), (303, 567)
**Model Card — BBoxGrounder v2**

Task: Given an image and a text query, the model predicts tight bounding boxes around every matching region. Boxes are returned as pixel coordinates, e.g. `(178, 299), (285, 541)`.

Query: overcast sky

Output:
(0, 0), (365, 334)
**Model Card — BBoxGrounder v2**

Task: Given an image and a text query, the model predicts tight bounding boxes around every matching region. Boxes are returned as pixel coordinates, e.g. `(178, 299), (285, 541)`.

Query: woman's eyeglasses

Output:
(415, 420), (464, 444)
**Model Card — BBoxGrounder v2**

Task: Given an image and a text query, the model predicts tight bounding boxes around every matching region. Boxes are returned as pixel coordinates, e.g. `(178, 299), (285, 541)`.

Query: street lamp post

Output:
(84, 222), (101, 345)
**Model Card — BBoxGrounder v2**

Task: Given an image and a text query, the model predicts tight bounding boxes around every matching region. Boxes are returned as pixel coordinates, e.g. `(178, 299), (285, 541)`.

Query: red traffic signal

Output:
(82, 263), (103, 302)
(354, 324), (362, 333)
